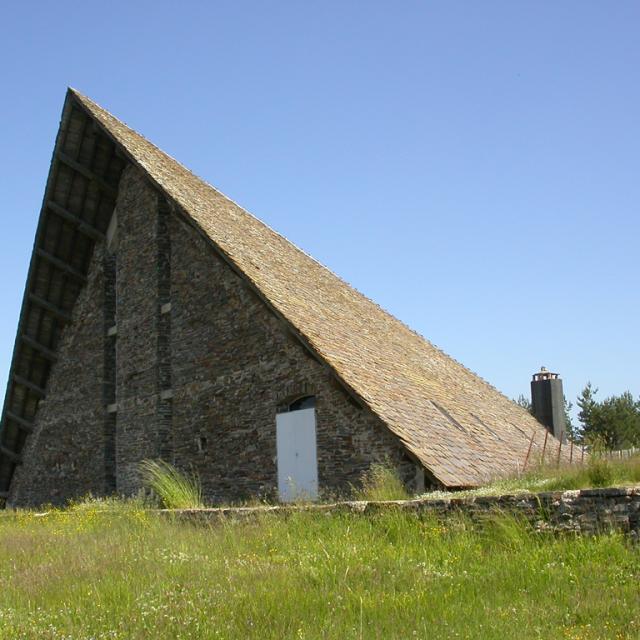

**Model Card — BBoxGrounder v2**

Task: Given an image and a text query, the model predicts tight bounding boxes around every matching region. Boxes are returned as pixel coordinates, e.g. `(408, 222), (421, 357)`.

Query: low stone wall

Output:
(408, 487), (640, 535)
(168, 486), (640, 537)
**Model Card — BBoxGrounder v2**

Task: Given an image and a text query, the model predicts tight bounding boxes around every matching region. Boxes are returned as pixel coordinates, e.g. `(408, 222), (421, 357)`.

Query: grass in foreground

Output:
(420, 453), (640, 501)
(0, 503), (638, 639)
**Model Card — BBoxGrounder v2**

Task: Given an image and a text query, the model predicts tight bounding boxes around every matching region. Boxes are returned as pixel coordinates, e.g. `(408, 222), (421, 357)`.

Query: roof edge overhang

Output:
(0, 90), (127, 502)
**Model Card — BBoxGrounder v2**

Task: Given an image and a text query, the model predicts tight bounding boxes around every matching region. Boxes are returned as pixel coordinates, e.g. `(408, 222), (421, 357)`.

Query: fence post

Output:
(541, 429), (549, 466)
(556, 438), (563, 468)
(523, 431), (535, 473)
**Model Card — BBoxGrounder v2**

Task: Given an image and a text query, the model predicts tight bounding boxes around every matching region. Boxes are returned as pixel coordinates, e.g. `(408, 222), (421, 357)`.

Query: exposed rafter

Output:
(56, 150), (118, 198)
(0, 446), (22, 464)
(47, 201), (105, 241)
(35, 248), (87, 283)
(20, 335), (58, 361)
(28, 294), (72, 323)
(13, 375), (46, 397)
(5, 411), (34, 434)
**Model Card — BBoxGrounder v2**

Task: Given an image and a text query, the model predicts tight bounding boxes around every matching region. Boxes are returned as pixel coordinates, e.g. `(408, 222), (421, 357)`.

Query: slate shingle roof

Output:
(71, 90), (564, 487)
(1, 89), (564, 493)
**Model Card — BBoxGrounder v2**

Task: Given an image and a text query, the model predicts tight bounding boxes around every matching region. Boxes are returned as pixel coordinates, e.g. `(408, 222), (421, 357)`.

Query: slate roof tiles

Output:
(70, 90), (563, 487)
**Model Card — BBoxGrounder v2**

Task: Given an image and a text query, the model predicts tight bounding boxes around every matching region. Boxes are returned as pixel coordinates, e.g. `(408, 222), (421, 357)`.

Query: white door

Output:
(276, 407), (318, 502)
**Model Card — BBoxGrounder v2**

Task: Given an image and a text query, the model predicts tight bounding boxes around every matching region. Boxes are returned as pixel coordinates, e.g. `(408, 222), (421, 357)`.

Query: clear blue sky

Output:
(1, 2), (638, 420)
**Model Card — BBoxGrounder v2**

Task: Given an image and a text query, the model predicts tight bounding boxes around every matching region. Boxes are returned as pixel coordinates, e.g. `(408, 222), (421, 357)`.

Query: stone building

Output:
(0, 90), (563, 507)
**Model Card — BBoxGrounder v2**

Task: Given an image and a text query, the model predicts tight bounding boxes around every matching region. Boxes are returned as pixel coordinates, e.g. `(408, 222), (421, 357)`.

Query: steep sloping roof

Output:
(0, 89), (562, 493)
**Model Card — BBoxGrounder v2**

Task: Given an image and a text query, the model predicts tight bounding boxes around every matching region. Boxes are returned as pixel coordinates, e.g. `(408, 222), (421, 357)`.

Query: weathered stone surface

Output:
(8, 245), (111, 506)
(161, 485), (640, 536)
(168, 207), (417, 502)
(9, 165), (421, 506)
(115, 165), (163, 495)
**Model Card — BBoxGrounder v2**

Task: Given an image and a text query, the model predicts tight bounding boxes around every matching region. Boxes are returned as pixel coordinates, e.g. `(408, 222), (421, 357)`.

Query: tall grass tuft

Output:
(352, 463), (410, 501)
(139, 459), (203, 509)
(586, 456), (614, 488)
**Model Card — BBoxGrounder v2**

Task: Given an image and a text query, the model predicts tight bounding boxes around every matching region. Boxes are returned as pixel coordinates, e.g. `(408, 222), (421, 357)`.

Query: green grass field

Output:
(1, 502), (638, 640)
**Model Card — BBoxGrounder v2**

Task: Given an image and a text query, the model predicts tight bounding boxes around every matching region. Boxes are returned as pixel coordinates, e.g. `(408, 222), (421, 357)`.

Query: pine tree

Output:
(577, 382), (640, 449)
(563, 396), (578, 441)
(515, 394), (533, 414)
(577, 382), (598, 433)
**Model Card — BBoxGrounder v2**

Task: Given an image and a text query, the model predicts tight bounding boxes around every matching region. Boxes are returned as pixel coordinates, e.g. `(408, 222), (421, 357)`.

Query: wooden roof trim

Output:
(13, 375), (46, 398)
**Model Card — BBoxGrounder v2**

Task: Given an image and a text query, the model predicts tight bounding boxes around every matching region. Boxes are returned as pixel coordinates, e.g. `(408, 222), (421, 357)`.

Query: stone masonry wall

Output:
(9, 163), (423, 506)
(8, 245), (111, 507)
(169, 213), (419, 502)
(419, 486), (640, 535)
(173, 486), (640, 538)
(115, 165), (166, 494)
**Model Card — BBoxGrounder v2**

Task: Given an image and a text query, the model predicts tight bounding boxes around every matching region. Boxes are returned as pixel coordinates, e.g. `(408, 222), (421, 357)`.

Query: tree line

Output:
(516, 383), (640, 449)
